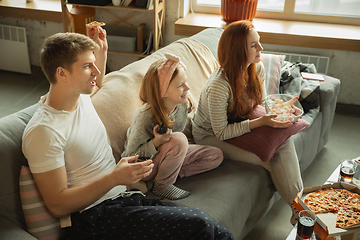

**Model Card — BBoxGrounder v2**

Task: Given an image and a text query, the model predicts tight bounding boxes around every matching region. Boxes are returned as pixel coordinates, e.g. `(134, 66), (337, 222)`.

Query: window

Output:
(192, 0), (360, 25)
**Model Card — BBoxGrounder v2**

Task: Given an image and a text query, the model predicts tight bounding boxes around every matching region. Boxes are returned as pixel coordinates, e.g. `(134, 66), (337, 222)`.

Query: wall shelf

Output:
(60, 0), (165, 55)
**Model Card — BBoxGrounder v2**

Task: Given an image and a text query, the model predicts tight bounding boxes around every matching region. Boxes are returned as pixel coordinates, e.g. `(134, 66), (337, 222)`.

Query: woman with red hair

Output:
(192, 20), (304, 225)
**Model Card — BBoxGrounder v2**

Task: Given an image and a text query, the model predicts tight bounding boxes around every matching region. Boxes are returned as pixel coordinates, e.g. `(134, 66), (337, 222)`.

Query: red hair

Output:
(140, 59), (194, 128)
(217, 20), (263, 122)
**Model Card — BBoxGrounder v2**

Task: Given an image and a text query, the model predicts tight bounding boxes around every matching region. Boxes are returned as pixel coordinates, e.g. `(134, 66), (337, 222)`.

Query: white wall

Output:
(0, 18), (62, 70)
(0, 0), (359, 105)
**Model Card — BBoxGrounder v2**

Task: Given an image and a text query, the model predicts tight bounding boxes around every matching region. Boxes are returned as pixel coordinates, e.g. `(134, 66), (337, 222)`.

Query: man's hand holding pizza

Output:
(87, 21), (107, 92)
(87, 21), (107, 52)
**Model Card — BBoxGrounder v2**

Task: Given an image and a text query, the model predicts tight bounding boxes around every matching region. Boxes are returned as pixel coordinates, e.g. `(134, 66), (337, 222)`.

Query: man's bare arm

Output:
(33, 156), (153, 218)
(88, 26), (108, 96)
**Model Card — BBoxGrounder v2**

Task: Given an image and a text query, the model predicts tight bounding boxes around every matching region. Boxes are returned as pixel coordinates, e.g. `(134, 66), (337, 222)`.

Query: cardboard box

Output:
(103, 25), (137, 53)
(294, 182), (360, 240)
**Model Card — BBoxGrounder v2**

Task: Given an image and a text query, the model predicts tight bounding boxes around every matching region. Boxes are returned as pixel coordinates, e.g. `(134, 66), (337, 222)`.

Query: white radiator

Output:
(263, 51), (330, 74)
(0, 24), (31, 74)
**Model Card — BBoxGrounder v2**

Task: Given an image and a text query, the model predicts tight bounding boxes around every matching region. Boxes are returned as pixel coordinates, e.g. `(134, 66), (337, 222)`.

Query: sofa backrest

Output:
(189, 27), (223, 60)
(91, 37), (220, 161)
(0, 104), (38, 230)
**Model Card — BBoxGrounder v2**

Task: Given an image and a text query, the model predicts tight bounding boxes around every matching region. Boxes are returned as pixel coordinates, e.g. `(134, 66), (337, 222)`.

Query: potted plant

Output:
(221, 0), (258, 23)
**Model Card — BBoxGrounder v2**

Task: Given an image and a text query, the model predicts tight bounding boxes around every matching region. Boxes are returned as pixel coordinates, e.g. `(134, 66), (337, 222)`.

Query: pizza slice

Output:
(305, 197), (329, 213)
(305, 189), (336, 213)
(86, 21), (106, 28)
(336, 209), (348, 229)
(335, 207), (360, 229)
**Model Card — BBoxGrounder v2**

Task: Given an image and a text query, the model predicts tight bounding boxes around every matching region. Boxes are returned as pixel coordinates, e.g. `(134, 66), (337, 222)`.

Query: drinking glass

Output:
(339, 159), (357, 183)
(297, 210), (316, 240)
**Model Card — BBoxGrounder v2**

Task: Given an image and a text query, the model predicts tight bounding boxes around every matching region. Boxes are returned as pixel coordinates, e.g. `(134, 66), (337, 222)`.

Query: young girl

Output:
(191, 20), (304, 225)
(121, 54), (223, 200)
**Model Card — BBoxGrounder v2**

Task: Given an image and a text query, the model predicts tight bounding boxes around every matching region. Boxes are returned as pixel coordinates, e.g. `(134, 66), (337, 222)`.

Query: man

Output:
(22, 26), (233, 240)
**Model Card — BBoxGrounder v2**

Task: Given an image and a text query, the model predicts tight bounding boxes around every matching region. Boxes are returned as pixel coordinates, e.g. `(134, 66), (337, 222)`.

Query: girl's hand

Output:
(286, 96), (303, 117)
(152, 125), (172, 149)
(286, 96), (299, 105)
(259, 114), (294, 128)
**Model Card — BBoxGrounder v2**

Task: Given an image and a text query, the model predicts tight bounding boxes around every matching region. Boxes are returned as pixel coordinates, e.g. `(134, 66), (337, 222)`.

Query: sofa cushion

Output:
(0, 216), (37, 240)
(260, 53), (286, 96)
(225, 105), (310, 162)
(0, 104), (38, 231)
(19, 166), (62, 240)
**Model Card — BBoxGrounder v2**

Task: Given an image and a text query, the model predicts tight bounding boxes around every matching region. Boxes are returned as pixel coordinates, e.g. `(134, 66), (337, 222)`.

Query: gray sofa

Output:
(0, 28), (340, 240)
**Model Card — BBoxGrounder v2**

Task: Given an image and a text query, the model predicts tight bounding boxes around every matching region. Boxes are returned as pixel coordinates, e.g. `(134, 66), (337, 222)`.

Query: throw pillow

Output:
(19, 166), (62, 240)
(260, 53), (286, 96)
(225, 105), (309, 162)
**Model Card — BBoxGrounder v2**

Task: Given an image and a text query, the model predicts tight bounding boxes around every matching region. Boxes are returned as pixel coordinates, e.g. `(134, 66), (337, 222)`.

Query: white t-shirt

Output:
(22, 94), (126, 226)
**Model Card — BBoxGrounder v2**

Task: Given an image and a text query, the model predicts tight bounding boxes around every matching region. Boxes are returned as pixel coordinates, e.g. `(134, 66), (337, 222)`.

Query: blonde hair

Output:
(139, 59), (194, 128)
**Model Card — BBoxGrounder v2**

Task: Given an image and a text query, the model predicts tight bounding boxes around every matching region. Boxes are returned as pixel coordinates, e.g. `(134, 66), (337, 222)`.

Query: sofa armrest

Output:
(318, 75), (341, 149)
(0, 216), (36, 240)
